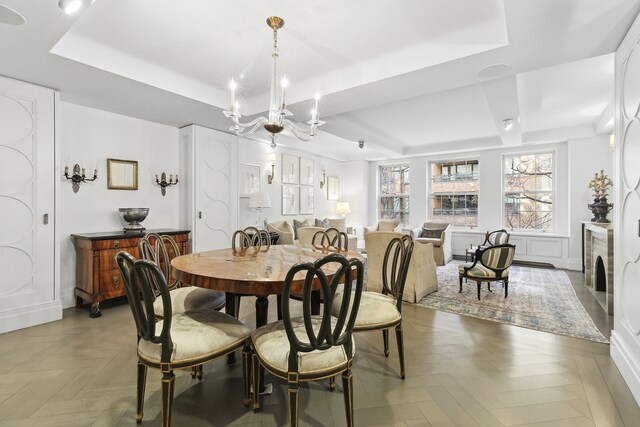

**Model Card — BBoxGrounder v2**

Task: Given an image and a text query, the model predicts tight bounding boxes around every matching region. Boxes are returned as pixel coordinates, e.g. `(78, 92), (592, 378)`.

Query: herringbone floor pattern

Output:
(0, 272), (638, 426)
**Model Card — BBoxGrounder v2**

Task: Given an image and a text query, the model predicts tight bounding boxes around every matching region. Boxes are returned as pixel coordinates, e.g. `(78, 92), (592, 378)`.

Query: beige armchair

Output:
(410, 221), (452, 266)
(327, 218), (357, 250)
(364, 231), (438, 302)
(364, 219), (401, 235)
(296, 226), (328, 246)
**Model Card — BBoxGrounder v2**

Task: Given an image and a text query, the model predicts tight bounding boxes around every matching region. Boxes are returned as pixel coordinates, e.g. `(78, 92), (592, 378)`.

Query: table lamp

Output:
(249, 192), (272, 227)
(336, 201), (351, 218)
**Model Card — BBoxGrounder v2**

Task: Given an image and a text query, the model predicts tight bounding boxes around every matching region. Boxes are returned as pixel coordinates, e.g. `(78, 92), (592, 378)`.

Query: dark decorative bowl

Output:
(119, 208), (149, 233)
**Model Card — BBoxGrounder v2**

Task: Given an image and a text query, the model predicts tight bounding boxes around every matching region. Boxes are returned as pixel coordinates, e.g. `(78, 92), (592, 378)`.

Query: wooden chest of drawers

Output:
(72, 229), (190, 317)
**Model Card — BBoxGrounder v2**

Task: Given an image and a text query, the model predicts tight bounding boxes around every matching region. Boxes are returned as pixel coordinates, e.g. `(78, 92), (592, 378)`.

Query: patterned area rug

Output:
(416, 262), (608, 343)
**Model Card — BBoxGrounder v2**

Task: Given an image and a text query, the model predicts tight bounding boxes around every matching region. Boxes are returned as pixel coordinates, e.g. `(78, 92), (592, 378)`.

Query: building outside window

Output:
(379, 164), (410, 224)
(504, 152), (553, 230)
(430, 160), (479, 227)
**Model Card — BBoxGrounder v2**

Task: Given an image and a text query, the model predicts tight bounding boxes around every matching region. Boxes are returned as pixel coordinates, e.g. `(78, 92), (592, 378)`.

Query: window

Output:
(430, 160), (479, 227)
(504, 153), (553, 230)
(379, 164), (410, 224)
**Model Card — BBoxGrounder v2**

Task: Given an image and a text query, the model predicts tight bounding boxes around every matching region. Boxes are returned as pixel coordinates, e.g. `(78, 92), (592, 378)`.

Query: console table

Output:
(72, 229), (190, 317)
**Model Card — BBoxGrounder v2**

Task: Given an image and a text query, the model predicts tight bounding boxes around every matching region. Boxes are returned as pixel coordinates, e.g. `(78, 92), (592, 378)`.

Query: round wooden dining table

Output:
(171, 244), (363, 365)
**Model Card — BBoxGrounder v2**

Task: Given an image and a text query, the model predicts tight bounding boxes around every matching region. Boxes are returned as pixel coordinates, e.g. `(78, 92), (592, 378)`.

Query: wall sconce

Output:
(155, 172), (178, 196)
(64, 163), (97, 193)
(319, 170), (326, 188)
(267, 153), (276, 184)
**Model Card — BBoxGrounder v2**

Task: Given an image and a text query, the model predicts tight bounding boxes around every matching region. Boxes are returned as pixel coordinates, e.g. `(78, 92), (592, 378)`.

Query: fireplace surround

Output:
(583, 222), (614, 314)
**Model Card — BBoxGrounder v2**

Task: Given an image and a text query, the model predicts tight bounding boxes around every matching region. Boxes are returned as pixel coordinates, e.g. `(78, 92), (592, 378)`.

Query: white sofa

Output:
(266, 218), (357, 250)
(410, 221), (452, 266)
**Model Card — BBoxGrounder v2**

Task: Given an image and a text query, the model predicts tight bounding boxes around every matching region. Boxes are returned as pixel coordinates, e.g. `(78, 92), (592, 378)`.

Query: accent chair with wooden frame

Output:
(332, 235), (413, 379)
(249, 254), (364, 427)
(115, 252), (251, 427)
(459, 244), (516, 300)
(480, 229), (510, 248)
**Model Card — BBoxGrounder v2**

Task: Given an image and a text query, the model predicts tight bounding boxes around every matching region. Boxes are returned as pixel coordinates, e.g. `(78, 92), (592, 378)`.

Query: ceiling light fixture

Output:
(224, 16), (325, 146)
(503, 119), (514, 131)
(58, 0), (83, 15)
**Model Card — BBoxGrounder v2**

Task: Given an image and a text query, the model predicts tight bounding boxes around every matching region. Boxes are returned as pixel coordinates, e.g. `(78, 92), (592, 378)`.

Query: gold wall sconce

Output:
(155, 172), (178, 196)
(319, 169), (326, 188)
(64, 163), (97, 193)
(267, 153), (276, 184)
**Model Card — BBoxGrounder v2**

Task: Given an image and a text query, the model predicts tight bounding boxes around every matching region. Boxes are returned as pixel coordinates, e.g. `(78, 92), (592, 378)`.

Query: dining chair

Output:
(115, 251), (251, 427)
(249, 253), (364, 427)
(232, 226), (271, 253)
(138, 233), (226, 318)
(331, 235), (413, 379)
(459, 244), (516, 300)
(312, 227), (348, 251)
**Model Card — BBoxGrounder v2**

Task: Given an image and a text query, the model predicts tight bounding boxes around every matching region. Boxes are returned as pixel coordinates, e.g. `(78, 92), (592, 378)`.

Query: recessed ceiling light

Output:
(0, 5), (26, 25)
(478, 63), (511, 79)
(503, 119), (514, 131)
(59, 0), (83, 15)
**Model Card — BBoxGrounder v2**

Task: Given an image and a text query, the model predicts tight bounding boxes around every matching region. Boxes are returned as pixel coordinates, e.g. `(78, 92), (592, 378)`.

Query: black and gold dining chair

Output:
(459, 244), (516, 300)
(115, 251), (251, 427)
(331, 235), (413, 379)
(138, 233), (226, 318)
(250, 254), (364, 427)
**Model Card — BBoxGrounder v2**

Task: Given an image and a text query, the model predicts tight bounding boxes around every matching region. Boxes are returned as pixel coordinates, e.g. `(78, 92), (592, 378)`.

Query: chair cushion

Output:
(420, 227), (445, 239)
(153, 286), (225, 317)
(328, 218), (347, 233)
(138, 310), (250, 364)
(331, 291), (401, 329)
(251, 317), (354, 376)
(415, 237), (442, 247)
(459, 263), (509, 279)
(315, 217), (330, 228)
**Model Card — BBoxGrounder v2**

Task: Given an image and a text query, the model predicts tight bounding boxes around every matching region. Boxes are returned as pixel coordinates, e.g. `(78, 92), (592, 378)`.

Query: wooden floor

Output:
(0, 270), (638, 426)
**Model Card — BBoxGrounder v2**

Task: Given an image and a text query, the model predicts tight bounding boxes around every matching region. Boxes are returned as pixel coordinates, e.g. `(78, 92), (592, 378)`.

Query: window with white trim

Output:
(379, 164), (410, 224)
(504, 153), (553, 231)
(430, 160), (479, 227)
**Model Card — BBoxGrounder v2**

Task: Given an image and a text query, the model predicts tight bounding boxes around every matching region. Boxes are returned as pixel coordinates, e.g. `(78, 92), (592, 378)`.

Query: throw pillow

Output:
(315, 217), (330, 228)
(293, 219), (313, 239)
(420, 227), (444, 239)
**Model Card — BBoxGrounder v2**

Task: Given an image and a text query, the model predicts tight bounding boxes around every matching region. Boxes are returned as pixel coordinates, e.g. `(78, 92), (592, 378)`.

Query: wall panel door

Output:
(0, 76), (57, 333)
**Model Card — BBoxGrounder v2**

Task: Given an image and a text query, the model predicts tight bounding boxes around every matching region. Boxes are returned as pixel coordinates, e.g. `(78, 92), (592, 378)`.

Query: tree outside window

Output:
(430, 160), (479, 227)
(379, 164), (410, 224)
(504, 153), (553, 230)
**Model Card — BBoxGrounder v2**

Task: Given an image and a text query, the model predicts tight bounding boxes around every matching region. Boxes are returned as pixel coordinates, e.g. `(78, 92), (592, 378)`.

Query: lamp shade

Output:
(336, 201), (351, 214)
(249, 192), (272, 208)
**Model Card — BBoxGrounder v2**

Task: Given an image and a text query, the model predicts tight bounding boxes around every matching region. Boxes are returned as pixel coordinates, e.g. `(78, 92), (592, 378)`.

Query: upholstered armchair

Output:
(296, 226), (328, 246)
(328, 218), (358, 249)
(364, 231), (438, 302)
(410, 221), (452, 266)
(364, 219), (401, 235)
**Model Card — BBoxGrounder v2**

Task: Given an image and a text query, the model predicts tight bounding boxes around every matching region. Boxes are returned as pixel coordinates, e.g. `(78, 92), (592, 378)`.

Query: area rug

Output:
(416, 262), (608, 343)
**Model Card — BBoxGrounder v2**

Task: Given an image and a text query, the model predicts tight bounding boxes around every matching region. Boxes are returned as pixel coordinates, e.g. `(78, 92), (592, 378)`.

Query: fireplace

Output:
(583, 222), (614, 314)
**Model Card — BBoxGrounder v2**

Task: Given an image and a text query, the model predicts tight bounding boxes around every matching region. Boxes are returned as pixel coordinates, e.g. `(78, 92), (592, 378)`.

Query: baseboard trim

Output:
(611, 330), (640, 406)
(61, 290), (76, 309)
(0, 300), (63, 334)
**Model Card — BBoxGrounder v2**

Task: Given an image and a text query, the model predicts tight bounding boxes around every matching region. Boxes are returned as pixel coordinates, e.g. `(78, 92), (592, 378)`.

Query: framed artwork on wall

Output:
(282, 184), (299, 215)
(239, 163), (260, 197)
(327, 176), (340, 201)
(282, 154), (299, 184)
(107, 158), (138, 190)
(300, 186), (314, 214)
(299, 157), (314, 186)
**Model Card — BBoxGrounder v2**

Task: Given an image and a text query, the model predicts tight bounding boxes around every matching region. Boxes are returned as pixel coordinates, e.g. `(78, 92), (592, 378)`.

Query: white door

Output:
(194, 127), (237, 252)
(0, 77), (56, 333)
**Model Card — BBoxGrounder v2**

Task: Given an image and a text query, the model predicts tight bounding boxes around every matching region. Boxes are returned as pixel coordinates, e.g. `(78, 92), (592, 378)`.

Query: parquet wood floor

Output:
(0, 270), (637, 426)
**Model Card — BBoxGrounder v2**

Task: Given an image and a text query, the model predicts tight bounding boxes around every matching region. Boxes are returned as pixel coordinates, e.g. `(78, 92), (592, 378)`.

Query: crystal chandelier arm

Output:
(229, 115), (269, 130)
(283, 118), (316, 135)
(234, 118), (269, 136)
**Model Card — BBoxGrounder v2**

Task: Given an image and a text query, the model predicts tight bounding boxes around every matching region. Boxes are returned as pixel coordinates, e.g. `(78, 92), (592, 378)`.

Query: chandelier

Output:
(223, 16), (325, 146)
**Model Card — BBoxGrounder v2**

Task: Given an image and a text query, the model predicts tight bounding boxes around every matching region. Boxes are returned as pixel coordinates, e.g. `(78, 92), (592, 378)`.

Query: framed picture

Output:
(107, 158), (138, 190)
(300, 186), (314, 214)
(327, 176), (340, 201)
(282, 154), (299, 184)
(239, 163), (260, 197)
(282, 185), (299, 215)
(299, 157), (314, 186)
